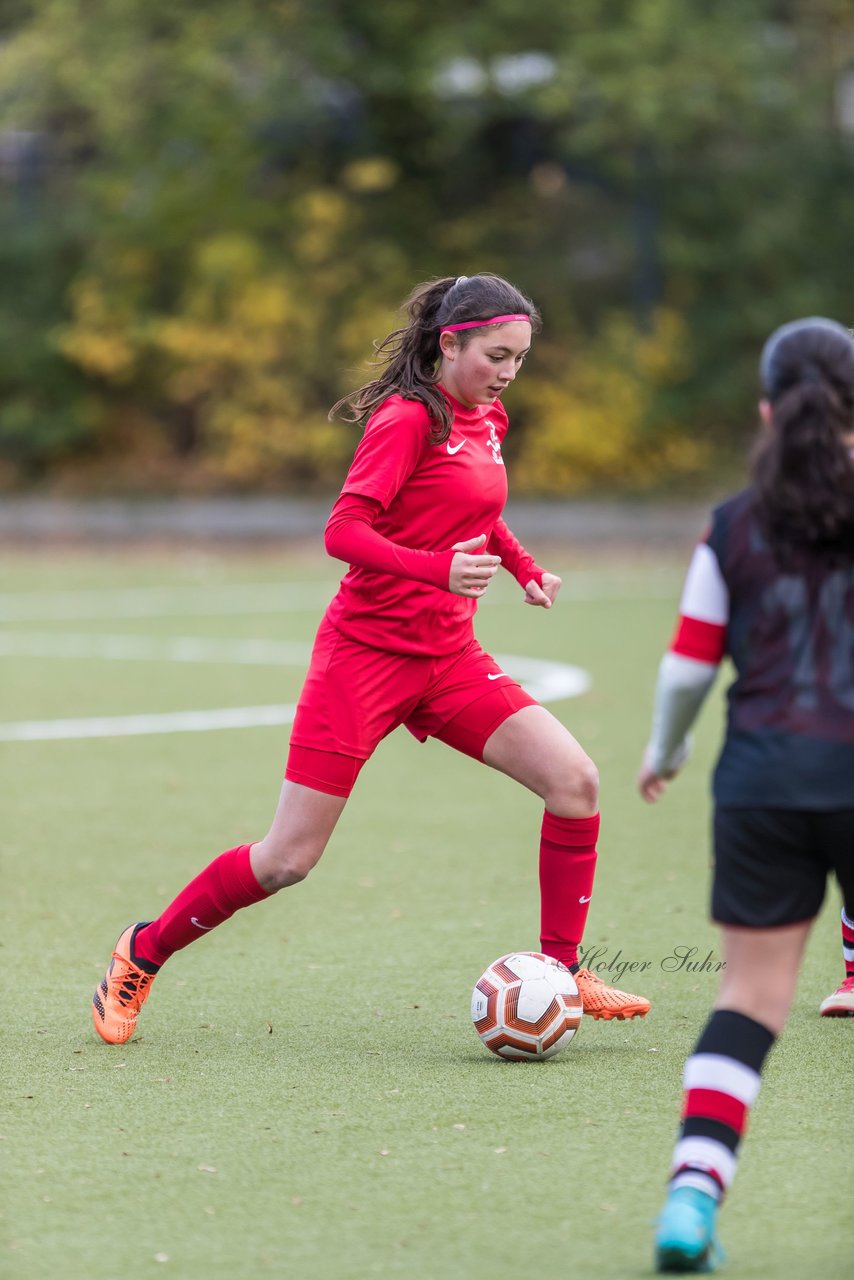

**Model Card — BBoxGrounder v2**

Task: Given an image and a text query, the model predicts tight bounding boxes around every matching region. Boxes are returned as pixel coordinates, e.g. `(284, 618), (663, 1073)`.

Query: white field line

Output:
(0, 578), (598, 742)
(0, 582), (336, 622)
(0, 632), (312, 665)
(0, 642), (588, 742)
(0, 704), (300, 741)
(0, 572), (679, 622)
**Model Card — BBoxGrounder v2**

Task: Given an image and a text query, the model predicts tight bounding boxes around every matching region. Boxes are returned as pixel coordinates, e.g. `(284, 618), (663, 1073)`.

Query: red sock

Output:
(538, 811), (599, 970)
(133, 844), (271, 969)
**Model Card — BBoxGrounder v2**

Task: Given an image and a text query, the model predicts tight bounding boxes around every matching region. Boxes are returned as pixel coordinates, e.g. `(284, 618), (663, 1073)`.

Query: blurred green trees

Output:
(1, 0), (852, 492)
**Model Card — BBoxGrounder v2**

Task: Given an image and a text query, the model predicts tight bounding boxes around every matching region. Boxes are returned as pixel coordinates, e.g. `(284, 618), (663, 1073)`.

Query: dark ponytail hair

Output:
(752, 316), (854, 557)
(330, 273), (541, 443)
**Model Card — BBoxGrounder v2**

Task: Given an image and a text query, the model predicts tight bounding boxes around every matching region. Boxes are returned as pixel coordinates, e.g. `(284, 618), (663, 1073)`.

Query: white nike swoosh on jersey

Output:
(446, 439), (467, 454)
(578, 895), (592, 904)
(191, 917), (213, 930)
(487, 672), (507, 680)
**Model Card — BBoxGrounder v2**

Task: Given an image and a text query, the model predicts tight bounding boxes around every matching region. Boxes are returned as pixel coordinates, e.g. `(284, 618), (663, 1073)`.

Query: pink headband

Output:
(440, 313), (531, 333)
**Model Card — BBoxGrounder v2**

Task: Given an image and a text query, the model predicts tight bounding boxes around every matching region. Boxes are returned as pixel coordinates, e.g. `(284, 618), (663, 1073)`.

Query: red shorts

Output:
(286, 616), (537, 796)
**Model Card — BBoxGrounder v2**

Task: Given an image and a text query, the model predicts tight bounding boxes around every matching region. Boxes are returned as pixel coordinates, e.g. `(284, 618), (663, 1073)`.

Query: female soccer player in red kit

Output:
(92, 272), (650, 1045)
(638, 316), (854, 1273)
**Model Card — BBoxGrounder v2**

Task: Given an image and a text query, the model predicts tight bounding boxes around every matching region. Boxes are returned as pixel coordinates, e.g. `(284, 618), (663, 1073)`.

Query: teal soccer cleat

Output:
(654, 1186), (723, 1273)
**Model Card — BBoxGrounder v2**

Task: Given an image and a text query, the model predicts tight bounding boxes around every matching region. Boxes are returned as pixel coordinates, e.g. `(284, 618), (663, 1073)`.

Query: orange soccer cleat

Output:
(819, 975), (854, 1017)
(92, 924), (159, 1044)
(574, 967), (651, 1020)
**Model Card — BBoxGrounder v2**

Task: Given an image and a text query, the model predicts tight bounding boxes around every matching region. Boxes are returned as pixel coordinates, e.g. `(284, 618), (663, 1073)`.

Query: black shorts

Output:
(712, 807), (854, 928)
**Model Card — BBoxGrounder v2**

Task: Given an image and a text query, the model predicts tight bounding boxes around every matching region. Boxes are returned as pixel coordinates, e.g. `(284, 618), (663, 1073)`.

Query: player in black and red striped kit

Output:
(92, 273), (650, 1045)
(637, 316), (854, 1273)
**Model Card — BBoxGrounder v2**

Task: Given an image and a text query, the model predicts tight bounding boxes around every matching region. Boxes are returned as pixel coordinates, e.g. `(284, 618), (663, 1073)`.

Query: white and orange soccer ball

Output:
(471, 951), (583, 1060)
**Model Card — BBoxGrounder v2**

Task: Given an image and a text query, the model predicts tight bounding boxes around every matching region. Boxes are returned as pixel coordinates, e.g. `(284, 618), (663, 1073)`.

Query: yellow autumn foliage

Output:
(55, 217), (363, 487)
(56, 229), (708, 493)
(514, 310), (708, 492)
(55, 279), (138, 382)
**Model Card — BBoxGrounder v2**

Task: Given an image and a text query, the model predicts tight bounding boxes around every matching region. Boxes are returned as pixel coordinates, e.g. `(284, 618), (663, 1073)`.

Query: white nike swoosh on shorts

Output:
(487, 672), (507, 680)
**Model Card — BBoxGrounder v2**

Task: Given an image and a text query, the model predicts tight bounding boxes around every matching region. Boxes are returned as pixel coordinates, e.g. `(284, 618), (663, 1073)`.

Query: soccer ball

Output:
(471, 951), (583, 1061)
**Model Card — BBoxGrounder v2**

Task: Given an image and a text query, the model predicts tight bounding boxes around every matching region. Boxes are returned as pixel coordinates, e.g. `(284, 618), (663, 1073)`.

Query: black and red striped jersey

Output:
(675, 488), (854, 808)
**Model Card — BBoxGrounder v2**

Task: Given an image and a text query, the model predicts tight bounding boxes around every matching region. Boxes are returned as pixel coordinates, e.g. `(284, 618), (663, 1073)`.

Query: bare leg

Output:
(482, 704), (599, 816)
(715, 919), (813, 1036)
(250, 779), (349, 892)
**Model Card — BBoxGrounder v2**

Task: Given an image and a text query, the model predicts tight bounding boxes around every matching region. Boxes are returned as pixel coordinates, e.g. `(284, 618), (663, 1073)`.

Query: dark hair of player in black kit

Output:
(329, 274), (541, 444)
(752, 317), (854, 559)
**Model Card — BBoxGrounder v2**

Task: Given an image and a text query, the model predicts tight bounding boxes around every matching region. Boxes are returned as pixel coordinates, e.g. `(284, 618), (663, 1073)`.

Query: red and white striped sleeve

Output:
(644, 541), (729, 776)
(669, 542), (729, 664)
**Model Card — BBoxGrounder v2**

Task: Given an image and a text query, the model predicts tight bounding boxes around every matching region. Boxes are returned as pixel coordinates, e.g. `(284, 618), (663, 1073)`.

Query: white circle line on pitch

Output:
(0, 651), (590, 742)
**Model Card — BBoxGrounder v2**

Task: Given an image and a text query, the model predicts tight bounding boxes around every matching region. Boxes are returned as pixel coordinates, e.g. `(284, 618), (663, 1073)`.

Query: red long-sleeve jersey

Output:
(323, 390), (543, 655)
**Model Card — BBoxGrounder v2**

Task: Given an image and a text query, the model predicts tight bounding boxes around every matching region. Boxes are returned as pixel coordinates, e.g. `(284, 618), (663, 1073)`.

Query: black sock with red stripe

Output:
(842, 907), (854, 979)
(670, 1009), (775, 1202)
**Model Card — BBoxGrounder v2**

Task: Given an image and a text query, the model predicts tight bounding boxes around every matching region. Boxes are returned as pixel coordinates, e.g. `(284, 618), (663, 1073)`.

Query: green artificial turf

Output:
(1, 549), (850, 1279)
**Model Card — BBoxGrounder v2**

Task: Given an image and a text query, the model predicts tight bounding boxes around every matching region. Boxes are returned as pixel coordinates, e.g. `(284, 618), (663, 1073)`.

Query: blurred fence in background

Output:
(0, 494), (708, 551)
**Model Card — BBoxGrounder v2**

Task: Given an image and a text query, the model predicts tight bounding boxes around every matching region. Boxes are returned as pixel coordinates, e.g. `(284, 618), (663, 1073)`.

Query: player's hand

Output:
(524, 572), (561, 608)
(449, 535), (501, 597)
(637, 752), (680, 804)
